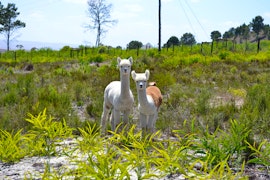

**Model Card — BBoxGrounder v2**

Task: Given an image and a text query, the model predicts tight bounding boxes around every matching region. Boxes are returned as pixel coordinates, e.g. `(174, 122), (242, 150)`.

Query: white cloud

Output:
(263, 12), (270, 19)
(112, 3), (144, 20)
(27, 11), (45, 19)
(161, 0), (173, 3)
(220, 21), (240, 28)
(62, 0), (88, 4)
(123, 4), (144, 13)
(189, 0), (201, 3)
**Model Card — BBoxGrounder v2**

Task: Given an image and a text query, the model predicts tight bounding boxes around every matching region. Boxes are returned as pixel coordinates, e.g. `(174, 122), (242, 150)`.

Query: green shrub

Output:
(25, 109), (74, 156)
(219, 51), (229, 60)
(240, 84), (270, 137)
(0, 129), (28, 162)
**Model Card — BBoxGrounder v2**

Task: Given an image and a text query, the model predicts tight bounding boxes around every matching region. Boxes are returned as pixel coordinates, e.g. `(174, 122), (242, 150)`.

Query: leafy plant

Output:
(25, 108), (73, 156)
(77, 122), (102, 152)
(0, 129), (28, 162)
(246, 140), (270, 167)
(153, 139), (188, 177)
(198, 119), (251, 167)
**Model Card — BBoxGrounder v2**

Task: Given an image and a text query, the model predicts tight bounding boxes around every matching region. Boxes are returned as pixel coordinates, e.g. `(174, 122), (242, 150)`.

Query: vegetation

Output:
(127, 40), (143, 50)
(0, 40), (270, 178)
(166, 36), (180, 47)
(0, 2), (26, 51)
(180, 32), (196, 46)
(86, 0), (117, 47)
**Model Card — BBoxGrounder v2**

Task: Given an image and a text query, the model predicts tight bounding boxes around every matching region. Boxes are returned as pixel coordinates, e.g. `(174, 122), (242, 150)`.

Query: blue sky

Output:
(1, 0), (270, 49)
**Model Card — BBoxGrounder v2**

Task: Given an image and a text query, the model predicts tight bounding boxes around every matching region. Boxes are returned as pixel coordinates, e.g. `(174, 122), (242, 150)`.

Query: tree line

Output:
(0, 0), (269, 52)
(164, 16), (269, 51)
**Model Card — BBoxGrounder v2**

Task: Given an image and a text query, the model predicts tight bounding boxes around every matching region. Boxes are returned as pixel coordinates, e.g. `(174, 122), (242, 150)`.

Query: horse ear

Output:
(145, 70), (150, 80)
(128, 57), (133, 65)
(131, 70), (136, 80)
(117, 57), (121, 65)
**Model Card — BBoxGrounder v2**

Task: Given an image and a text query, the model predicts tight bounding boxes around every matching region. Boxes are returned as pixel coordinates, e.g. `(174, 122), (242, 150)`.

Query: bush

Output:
(240, 84), (270, 137)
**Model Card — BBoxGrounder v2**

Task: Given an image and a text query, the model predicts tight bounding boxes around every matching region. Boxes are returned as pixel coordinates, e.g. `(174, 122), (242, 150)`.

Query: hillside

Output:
(0, 40), (80, 51)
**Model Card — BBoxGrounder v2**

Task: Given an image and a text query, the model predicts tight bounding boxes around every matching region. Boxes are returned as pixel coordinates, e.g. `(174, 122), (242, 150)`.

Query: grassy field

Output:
(0, 41), (270, 179)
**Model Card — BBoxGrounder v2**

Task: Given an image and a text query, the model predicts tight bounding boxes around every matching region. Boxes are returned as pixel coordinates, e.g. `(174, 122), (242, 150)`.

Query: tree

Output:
(16, 44), (23, 49)
(210, 30), (221, 41)
(0, 2), (4, 28)
(180, 33), (196, 46)
(225, 28), (236, 39)
(222, 31), (231, 40)
(0, 3), (25, 51)
(238, 24), (250, 50)
(210, 30), (221, 54)
(127, 40), (143, 50)
(166, 36), (179, 48)
(239, 23), (250, 42)
(250, 15), (264, 38)
(86, 0), (117, 47)
(0, 2), (3, 20)
(250, 15), (264, 53)
(263, 24), (270, 40)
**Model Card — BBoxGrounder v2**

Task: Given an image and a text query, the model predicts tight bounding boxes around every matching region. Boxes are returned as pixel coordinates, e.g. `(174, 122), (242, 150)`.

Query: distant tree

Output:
(180, 33), (196, 46)
(210, 30), (221, 53)
(250, 15), (264, 38)
(223, 28), (236, 49)
(0, 2), (3, 19)
(16, 44), (23, 49)
(0, 2), (4, 28)
(210, 30), (221, 41)
(86, 0), (117, 47)
(127, 40), (143, 50)
(234, 26), (242, 40)
(0, 3), (25, 51)
(222, 31), (231, 49)
(263, 24), (270, 40)
(239, 23), (250, 41)
(228, 28), (236, 39)
(166, 36), (179, 47)
(238, 23), (250, 50)
(222, 31), (231, 40)
(250, 15), (264, 53)
(223, 28), (236, 41)
(60, 45), (71, 51)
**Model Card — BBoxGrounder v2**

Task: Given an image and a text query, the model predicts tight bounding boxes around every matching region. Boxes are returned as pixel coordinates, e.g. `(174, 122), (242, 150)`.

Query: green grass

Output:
(0, 110), (256, 179)
(0, 41), (270, 178)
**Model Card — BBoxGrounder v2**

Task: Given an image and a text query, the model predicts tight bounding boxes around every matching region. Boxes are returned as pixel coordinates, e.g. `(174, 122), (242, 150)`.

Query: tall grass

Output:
(0, 42), (270, 178)
(0, 110), (262, 179)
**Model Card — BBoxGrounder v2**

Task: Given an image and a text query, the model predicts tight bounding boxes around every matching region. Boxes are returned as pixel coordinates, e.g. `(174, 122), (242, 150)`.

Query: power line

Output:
(177, 0), (196, 36)
(183, 0), (208, 39)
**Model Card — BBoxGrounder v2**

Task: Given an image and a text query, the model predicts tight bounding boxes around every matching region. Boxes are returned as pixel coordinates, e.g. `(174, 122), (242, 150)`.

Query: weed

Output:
(246, 140), (270, 167)
(0, 129), (28, 162)
(25, 109), (74, 156)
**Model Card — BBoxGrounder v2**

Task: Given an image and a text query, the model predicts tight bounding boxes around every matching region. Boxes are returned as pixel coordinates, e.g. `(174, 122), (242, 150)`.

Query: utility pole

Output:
(158, 0), (161, 52)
